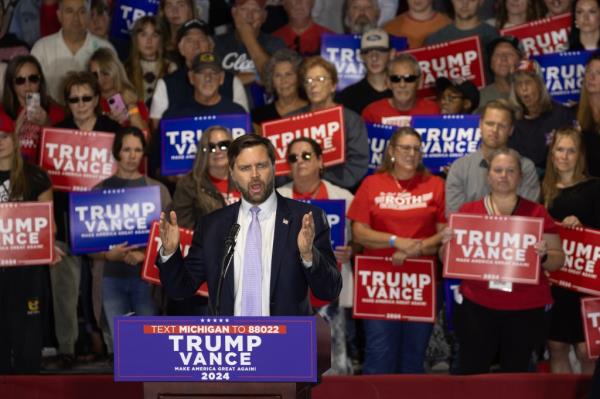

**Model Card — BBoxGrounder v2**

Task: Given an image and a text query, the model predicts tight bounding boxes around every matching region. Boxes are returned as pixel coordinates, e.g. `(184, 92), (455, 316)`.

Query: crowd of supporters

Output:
(1, 0), (600, 383)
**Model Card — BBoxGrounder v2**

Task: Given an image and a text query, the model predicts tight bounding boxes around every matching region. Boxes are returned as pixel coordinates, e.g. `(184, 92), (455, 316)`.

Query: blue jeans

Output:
(362, 319), (433, 374)
(102, 276), (156, 349)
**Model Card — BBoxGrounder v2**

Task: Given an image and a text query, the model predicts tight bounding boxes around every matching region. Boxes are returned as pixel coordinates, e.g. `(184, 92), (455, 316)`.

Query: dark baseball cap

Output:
(176, 19), (213, 44)
(436, 77), (480, 112)
(191, 52), (222, 73)
(488, 36), (524, 58)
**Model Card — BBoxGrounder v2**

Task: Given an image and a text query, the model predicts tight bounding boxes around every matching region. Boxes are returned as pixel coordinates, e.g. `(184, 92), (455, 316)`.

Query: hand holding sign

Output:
(392, 250), (408, 266)
(334, 245), (352, 264)
(159, 211), (180, 257)
(298, 212), (315, 262)
(562, 215), (582, 228)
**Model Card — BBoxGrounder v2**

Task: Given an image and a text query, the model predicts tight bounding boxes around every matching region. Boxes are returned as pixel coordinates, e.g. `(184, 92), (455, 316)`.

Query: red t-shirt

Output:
(292, 181), (328, 200)
(273, 23), (333, 56)
(361, 98), (440, 125)
(9, 103), (66, 164)
(458, 197), (558, 311)
(209, 175), (241, 205)
(347, 172), (446, 258)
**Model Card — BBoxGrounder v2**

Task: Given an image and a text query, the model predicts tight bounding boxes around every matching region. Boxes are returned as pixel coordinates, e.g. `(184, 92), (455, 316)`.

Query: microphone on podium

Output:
(213, 223), (240, 315)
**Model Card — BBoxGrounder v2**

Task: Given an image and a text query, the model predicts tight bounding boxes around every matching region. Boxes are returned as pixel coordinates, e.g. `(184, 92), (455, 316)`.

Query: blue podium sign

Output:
(114, 316), (318, 382)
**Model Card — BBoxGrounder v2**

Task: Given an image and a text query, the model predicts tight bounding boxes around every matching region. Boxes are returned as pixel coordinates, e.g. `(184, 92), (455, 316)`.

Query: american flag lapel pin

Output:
(283, 218), (289, 225)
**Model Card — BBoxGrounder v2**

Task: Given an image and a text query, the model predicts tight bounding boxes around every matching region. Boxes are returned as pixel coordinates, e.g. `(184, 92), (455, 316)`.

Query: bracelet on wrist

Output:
(389, 235), (397, 248)
(128, 106), (140, 116)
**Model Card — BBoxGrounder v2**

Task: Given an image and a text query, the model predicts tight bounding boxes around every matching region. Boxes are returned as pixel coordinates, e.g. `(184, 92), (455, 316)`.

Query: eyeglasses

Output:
(15, 74), (41, 85)
(303, 76), (330, 86)
(204, 140), (231, 153)
(394, 144), (421, 154)
(287, 152), (314, 163)
(68, 96), (94, 104)
(389, 74), (419, 84)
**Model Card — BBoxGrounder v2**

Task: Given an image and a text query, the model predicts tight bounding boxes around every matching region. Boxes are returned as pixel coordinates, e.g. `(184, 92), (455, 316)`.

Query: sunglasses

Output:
(287, 152), (314, 163)
(389, 74), (419, 84)
(15, 74), (41, 85)
(204, 140), (231, 153)
(68, 96), (94, 104)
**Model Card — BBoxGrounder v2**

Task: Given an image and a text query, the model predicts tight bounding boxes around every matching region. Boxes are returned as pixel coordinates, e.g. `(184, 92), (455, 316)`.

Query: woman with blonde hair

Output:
(125, 16), (176, 105)
(507, 59), (574, 176)
(542, 127), (600, 374)
(89, 48), (150, 131)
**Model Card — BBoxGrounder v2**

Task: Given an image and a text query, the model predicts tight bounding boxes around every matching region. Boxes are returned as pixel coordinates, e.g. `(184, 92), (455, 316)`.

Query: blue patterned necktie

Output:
(241, 206), (262, 316)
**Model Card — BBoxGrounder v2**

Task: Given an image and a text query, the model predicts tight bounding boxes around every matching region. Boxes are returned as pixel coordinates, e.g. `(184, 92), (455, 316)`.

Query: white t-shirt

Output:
(31, 30), (116, 104)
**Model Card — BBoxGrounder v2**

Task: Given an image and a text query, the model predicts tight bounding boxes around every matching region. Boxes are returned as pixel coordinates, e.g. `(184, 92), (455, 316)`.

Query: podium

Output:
(114, 316), (331, 399)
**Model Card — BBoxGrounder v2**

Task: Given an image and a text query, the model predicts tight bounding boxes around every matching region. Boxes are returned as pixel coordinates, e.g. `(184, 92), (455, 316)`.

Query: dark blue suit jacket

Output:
(158, 193), (342, 316)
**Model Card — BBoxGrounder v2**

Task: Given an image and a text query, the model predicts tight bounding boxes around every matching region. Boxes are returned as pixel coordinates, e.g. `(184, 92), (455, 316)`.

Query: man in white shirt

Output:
(157, 134), (341, 316)
(31, 0), (115, 104)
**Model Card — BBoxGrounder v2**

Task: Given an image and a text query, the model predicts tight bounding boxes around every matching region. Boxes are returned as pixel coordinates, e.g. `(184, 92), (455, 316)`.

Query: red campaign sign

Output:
(443, 213), (543, 284)
(261, 106), (346, 176)
(549, 225), (600, 296)
(353, 256), (436, 323)
(39, 128), (117, 192)
(500, 13), (571, 57)
(0, 201), (54, 267)
(581, 297), (600, 359)
(141, 221), (207, 296)
(404, 36), (485, 99)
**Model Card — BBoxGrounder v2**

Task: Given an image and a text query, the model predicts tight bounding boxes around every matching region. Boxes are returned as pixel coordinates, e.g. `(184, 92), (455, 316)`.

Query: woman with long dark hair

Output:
(0, 111), (53, 373)
(542, 127), (599, 374)
(569, 0), (600, 50)
(1, 55), (65, 163)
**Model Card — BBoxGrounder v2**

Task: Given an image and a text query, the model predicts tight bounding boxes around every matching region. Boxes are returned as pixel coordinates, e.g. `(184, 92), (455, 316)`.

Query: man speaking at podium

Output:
(157, 134), (342, 316)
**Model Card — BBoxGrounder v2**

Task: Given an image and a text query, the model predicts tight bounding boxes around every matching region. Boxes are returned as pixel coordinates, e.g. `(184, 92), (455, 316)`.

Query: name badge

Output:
(488, 280), (513, 292)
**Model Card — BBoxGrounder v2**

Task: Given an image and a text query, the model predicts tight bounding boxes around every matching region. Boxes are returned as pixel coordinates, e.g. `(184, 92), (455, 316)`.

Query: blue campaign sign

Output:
(411, 115), (481, 173)
(306, 199), (345, 248)
(160, 114), (251, 176)
(320, 33), (408, 91)
(69, 186), (161, 254)
(534, 51), (592, 105)
(366, 123), (395, 175)
(114, 316), (317, 382)
(110, 0), (159, 39)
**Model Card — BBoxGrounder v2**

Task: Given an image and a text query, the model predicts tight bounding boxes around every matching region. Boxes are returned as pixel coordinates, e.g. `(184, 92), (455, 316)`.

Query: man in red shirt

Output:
(273, 0), (333, 56)
(362, 54), (440, 125)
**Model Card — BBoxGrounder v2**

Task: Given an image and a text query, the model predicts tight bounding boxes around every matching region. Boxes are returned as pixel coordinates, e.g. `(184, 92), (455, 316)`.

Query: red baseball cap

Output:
(0, 112), (15, 134)
(235, 0), (266, 7)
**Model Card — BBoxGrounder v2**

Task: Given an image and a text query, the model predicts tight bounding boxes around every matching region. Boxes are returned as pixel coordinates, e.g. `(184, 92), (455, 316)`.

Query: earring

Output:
(391, 156), (396, 163)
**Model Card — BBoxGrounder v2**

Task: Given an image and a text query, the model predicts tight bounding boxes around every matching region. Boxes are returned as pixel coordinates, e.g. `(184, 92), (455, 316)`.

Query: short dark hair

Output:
(112, 126), (147, 161)
(286, 137), (323, 160)
(62, 71), (101, 112)
(227, 134), (276, 169)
